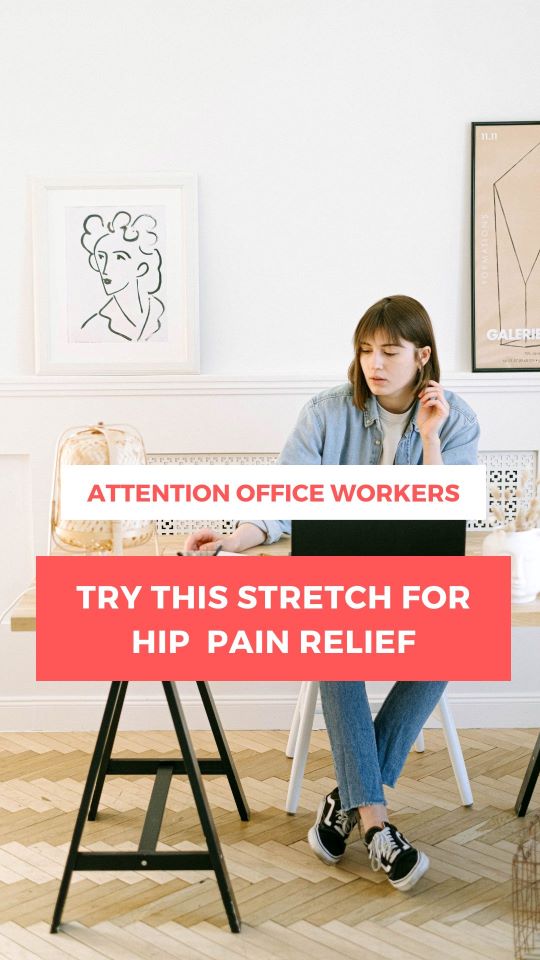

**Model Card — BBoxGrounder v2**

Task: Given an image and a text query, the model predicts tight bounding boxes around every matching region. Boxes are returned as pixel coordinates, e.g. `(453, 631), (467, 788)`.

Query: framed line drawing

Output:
(33, 174), (199, 374)
(472, 122), (540, 372)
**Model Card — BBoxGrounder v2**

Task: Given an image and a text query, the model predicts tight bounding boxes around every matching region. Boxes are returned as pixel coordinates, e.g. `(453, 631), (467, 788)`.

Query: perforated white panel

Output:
(148, 453), (278, 536)
(148, 450), (538, 534)
(471, 450), (538, 531)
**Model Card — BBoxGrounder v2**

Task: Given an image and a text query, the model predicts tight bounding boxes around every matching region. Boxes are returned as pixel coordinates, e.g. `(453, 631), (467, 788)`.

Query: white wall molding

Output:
(0, 691), (538, 731)
(0, 376), (337, 398)
(0, 372), (539, 398)
(444, 373), (540, 394)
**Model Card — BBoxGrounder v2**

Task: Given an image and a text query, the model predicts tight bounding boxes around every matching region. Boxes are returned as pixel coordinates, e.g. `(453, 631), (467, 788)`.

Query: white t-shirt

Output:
(377, 401), (414, 464)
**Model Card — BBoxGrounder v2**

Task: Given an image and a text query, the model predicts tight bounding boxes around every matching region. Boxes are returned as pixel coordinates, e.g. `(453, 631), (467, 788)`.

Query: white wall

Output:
(1, 0), (539, 729)
(3, 0), (540, 378)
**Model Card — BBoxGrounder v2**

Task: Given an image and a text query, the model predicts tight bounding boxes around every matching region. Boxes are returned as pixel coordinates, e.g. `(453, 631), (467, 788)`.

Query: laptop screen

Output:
(291, 520), (466, 557)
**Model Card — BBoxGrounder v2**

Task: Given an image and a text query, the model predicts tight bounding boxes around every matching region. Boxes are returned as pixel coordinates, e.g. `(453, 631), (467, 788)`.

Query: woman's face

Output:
(359, 331), (429, 411)
(94, 233), (142, 296)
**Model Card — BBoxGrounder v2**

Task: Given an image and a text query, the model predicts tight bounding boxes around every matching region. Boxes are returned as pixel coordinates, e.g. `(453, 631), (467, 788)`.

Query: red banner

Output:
(36, 555), (511, 681)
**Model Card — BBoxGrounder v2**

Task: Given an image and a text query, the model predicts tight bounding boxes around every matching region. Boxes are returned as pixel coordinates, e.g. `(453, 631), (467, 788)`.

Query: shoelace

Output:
(335, 808), (355, 836)
(368, 826), (405, 871)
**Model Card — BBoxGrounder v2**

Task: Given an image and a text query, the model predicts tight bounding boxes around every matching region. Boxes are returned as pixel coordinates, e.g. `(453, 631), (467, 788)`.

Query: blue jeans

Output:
(320, 680), (448, 810)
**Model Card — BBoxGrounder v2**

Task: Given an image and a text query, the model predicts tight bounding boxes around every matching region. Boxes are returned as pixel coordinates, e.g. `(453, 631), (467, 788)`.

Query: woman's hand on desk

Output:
(184, 527), (229, 551)
(184, 523), (266, 553)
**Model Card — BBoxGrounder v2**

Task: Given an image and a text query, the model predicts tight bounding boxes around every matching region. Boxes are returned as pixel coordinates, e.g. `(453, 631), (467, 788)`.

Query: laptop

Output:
(291, 520), (466, 557)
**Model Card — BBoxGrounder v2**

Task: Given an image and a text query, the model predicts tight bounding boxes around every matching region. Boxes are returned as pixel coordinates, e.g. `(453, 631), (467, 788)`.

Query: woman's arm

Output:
(417, 381), (479, 465)
(417, 380), (447, 465)
(421, 436), (443, 465)
(184, 522), (266, 552)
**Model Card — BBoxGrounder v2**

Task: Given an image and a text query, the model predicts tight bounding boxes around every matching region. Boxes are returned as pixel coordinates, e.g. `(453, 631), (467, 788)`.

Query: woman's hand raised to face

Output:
(416, 380), (450, 441)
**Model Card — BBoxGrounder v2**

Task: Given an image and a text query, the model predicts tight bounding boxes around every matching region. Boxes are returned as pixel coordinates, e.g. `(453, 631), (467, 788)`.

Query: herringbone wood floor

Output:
(0, 727), (537, 959)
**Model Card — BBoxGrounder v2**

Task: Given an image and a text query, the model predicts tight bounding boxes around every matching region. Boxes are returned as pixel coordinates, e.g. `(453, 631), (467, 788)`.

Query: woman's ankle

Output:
(359, 803), (388, 833)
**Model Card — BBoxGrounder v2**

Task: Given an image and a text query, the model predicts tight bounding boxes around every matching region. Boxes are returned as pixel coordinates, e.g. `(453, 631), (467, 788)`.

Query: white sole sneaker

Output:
(387, 850), (430, 891)
(307, 817), (343, 866)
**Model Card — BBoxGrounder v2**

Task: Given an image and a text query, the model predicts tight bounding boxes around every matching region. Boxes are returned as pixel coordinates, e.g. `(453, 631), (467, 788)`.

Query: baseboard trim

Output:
(0, 692), (538, 731)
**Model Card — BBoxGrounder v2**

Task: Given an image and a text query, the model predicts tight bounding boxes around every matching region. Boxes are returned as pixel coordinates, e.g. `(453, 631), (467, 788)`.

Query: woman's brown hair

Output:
(347, 295), (440, 410)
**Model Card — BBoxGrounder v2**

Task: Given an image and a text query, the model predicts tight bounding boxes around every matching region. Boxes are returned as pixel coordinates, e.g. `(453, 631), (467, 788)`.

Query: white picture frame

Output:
(32, 174), (199, 374)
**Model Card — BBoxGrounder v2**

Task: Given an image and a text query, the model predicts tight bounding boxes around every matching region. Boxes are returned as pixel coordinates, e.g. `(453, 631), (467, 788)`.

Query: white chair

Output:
(285, 681), (473, 813)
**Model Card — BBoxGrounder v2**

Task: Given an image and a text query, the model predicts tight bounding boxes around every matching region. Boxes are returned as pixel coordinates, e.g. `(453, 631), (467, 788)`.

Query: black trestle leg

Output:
(163, 681), (242, 933)
(51, 679), (243, 934)
(88, 681), (129, 821)
(196, 681), (250, 822)
(515, 730), (540, 816)
(50, 681), (123, 933)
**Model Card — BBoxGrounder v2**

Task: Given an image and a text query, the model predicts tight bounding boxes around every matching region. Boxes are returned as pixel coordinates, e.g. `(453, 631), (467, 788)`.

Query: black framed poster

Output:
(472, 121), (540, 371)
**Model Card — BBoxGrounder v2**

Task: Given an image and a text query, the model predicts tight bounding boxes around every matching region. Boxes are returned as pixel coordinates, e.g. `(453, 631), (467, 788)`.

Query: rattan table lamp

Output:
(49, 422), (157, 556)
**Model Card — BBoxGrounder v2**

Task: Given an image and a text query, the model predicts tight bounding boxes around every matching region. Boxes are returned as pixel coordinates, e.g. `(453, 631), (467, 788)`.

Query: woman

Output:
(185, 294), (479, 892)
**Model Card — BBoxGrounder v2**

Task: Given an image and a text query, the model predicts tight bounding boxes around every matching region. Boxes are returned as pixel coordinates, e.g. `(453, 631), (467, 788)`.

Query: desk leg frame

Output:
(163, 681), (241, 932)
(51, 680), (245, 934)
(196, 681), (249, 821)
(88, 680), (128, 821)
(51, 681), (123, 934)
(515, 730), (540, 817)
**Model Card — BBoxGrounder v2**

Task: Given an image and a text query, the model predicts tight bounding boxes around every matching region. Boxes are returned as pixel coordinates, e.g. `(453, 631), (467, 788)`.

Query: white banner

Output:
(60, 464), (487, 521)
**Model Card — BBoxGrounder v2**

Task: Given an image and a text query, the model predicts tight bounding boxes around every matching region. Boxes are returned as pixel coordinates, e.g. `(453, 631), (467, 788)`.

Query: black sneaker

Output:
(364, 821), (429, 891)
(307, 787), (359, 864)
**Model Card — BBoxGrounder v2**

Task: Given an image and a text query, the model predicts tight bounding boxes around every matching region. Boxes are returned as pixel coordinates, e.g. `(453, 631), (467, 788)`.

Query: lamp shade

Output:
(50, 422), (155, 554)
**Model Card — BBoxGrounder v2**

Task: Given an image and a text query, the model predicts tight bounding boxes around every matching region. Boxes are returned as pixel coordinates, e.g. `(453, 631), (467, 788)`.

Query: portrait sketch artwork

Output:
(472, 122), (540, 371)
(67, 207), (168, 343)
(33, 175), (199, 374)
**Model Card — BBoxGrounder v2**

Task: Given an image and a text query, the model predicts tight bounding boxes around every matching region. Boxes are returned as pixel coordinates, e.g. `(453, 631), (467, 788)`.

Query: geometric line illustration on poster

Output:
(493, 140), (540, 347)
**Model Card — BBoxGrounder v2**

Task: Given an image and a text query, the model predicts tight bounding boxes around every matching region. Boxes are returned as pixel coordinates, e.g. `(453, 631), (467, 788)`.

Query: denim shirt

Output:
(243, 381), (480, 544)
